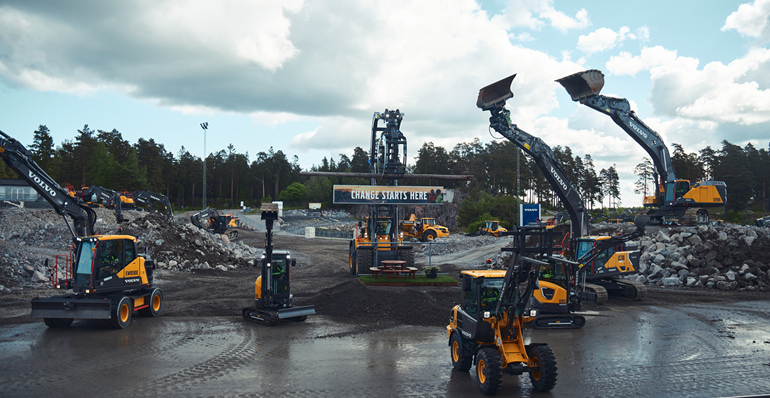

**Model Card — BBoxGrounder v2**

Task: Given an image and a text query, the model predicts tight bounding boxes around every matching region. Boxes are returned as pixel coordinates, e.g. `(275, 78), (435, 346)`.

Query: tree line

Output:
(1, 124), (766, 222)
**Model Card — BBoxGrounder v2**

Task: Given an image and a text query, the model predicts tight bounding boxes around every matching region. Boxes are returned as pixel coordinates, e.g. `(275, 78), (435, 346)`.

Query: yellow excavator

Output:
(1, 130), (162, 329)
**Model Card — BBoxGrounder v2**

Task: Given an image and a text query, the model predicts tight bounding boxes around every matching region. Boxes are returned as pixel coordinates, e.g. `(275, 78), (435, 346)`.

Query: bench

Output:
(369, 266), (419, 279)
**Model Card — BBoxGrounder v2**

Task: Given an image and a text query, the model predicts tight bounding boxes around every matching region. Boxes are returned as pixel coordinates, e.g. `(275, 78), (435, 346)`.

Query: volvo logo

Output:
(28, 170), (57, 197)
(629, 121), (648, 139)
(550, 166), (568, 191)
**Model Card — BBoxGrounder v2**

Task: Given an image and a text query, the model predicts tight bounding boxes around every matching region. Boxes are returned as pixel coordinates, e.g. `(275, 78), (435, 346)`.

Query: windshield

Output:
(538, 261), (569, 289)
(74, 241), (96, 286)
(576, 240), (594, 259)
(376, 219), (392, 235)
(424, 219), (436, 226)
(480, 278), (504, 312)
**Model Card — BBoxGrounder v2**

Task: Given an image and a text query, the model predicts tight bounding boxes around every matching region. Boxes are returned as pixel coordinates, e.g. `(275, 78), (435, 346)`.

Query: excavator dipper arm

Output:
(0, 130), (96, 237)
(478, 74), (590, 239)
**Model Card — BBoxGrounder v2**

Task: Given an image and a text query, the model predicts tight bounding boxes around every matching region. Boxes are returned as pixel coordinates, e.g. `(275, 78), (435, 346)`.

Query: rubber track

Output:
(617, 279), (647, 301)
(584, 283), (608, 305)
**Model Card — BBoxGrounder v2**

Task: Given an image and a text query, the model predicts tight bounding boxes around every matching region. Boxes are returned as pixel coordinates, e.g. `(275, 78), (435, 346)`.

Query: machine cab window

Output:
(95, 239), (125, 280)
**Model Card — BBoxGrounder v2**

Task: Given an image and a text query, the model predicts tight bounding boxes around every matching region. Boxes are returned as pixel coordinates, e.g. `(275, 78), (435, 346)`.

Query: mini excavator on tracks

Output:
(0, 130), (162, 329)
(242, 203), (315, 326)
(557, 69), (727, 226)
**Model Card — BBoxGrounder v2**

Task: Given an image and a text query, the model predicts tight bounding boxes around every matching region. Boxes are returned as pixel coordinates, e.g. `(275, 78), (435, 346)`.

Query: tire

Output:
(110, 296), (133, 329)
(349, 244), (356, 275)
(450, 332), (473, 371)
(43, 318), (73, 328)
(527, 345), (557, 392)
(422, 230), (437, 242)
(139, 288), (163, 317)
(400, 249), (415, 268)
(475, 347), (503, 395)
(357, 250), (372, 275)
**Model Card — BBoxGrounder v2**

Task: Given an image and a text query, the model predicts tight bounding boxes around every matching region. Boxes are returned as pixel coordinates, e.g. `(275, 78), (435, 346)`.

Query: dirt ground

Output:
(3, 231), (768, 333)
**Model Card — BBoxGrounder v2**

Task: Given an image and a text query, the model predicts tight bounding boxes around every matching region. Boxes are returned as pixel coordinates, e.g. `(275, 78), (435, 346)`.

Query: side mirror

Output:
(291, 258), (297, 268)
(462, 276), (472, 291)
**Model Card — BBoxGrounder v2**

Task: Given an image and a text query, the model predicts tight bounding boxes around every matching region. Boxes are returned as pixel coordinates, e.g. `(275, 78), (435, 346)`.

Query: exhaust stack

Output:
(477, 73), (516, 110)
(557, 69), (605, 101)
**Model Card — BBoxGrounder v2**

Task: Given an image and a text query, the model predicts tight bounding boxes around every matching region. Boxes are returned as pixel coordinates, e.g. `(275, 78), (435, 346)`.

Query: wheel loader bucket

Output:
(556, 69), (605, 101)
(477, 73), (516, 110)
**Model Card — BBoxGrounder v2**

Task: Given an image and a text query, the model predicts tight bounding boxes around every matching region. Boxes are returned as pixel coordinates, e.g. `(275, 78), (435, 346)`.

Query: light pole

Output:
(200, 122), (208, 209)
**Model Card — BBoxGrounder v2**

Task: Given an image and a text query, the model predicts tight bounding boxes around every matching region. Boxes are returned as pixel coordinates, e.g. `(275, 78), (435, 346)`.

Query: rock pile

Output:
(634, 224), (770, 291)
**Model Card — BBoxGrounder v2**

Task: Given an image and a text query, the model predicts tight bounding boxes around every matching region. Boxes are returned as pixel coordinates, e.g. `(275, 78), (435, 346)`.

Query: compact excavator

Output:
(191, 207), (238, 239)
(0, 130), (162, 329)
(557, 69), (727, 226)
(242, 203), (315, 325)
(476, 73), (647, 322)
(133, 190), (173, 218)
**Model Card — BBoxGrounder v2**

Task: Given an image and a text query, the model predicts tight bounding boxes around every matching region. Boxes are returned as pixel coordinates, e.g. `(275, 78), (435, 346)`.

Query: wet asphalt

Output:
(1, 299), (769, 397)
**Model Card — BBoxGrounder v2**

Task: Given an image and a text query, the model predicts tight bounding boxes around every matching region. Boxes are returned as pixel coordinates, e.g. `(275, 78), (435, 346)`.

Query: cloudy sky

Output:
(1, 0), (768, 206)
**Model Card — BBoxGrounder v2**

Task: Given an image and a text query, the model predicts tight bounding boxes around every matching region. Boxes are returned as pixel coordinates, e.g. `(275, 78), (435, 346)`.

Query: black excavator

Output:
(190, 207), (238, 239)
(557, 69), (727, 226)
(78, 185), (127, 223)
(476, 73), (648, 327)
(242, 203), (315, 325)
(0, 130), (162, 329)
(133, 190), (173, 218)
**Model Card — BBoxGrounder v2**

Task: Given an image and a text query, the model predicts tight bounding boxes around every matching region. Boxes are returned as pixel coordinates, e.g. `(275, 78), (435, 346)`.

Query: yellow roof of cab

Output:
(461, 270), (507, 278)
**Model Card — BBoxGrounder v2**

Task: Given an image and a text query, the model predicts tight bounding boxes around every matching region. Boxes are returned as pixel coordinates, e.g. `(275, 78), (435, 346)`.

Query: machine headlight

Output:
(530, 309), (537, 317)
(483, 311), (490, 319)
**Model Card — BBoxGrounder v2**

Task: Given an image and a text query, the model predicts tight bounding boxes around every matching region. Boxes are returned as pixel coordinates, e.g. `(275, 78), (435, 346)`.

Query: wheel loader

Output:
(448, 255), (558, 395)
(242, 203), (315, 325)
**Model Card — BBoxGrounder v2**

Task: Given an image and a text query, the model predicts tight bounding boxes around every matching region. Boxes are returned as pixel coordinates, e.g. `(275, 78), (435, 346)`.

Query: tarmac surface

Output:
(1, 297), (769, 397)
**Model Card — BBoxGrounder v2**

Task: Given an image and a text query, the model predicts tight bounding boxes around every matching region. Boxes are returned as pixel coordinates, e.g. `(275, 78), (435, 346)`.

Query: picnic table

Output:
(369, 260), (418, 279)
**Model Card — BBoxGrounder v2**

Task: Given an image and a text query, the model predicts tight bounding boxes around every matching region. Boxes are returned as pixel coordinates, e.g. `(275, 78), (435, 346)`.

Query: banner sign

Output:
(333, 185), (445, 205)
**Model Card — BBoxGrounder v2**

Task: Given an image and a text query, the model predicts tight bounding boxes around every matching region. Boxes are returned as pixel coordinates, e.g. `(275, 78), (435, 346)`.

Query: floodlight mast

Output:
(200, 122), (208, 208)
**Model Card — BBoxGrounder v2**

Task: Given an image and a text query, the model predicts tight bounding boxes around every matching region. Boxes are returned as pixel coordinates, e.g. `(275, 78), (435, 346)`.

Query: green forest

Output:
(1, 124), (768, 226)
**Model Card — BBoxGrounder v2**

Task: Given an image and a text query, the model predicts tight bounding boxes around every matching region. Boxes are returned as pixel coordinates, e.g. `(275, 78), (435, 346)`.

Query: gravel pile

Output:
(0, 207), (259, 292)
(279, 209), (358, 235)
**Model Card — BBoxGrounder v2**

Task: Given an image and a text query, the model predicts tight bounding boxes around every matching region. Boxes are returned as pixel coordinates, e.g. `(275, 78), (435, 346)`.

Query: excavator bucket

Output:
(556, 69), (605, 101)
(476, 73), (516, 110)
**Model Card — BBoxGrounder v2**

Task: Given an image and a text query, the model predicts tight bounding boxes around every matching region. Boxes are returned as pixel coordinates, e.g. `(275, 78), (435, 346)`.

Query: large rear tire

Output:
(349, 243), (357, 275)
(527, 345), (557, 392)
(421, 230), (437, 242)
(400, 249), (415, 268)
(110, 296), (133, 329)
(140, 288), (163, 317)
(357, 250), (372, 275)
(450, 332), (473, 371)
(43, 318), (74, 328)
(475, 347), (502, 395)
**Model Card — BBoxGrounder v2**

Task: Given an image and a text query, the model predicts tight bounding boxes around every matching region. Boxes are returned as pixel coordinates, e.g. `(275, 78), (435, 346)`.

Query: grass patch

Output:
(359, 274), (457, 285)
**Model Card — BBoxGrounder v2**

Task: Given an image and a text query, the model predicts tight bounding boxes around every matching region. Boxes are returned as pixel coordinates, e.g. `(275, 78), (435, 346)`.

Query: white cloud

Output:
(577, 27), (634, 55)
(722, 0), (770, 40)
(492, 0), (590, 32)
(606, 46), (688, 76)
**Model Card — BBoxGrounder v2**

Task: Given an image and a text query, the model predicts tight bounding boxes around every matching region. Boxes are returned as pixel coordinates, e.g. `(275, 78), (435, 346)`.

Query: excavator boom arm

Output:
(479, 75), (590, 238)
(0, 130), (96, 237)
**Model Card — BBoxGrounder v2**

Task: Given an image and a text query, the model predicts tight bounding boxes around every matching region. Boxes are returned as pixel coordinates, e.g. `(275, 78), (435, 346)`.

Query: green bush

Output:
(458, 191), (518, 231)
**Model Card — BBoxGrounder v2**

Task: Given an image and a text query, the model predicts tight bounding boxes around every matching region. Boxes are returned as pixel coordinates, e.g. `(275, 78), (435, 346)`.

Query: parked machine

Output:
(476, 73), (647, 312)
(398, 214), (449, 242)
(557, 69), (727, 226)
(133, 190), (173, 218)
(0, 130), (162, 329)
(242, 203), (315, 326)
(190, 207), (238, 239)
(348, 109), (414, 275)
(448, 248), (558, 395)
(78, 185), (127, 223)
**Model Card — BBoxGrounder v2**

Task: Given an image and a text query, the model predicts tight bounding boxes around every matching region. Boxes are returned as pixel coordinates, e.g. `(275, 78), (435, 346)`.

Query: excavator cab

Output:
(70, 236), (149, 293)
